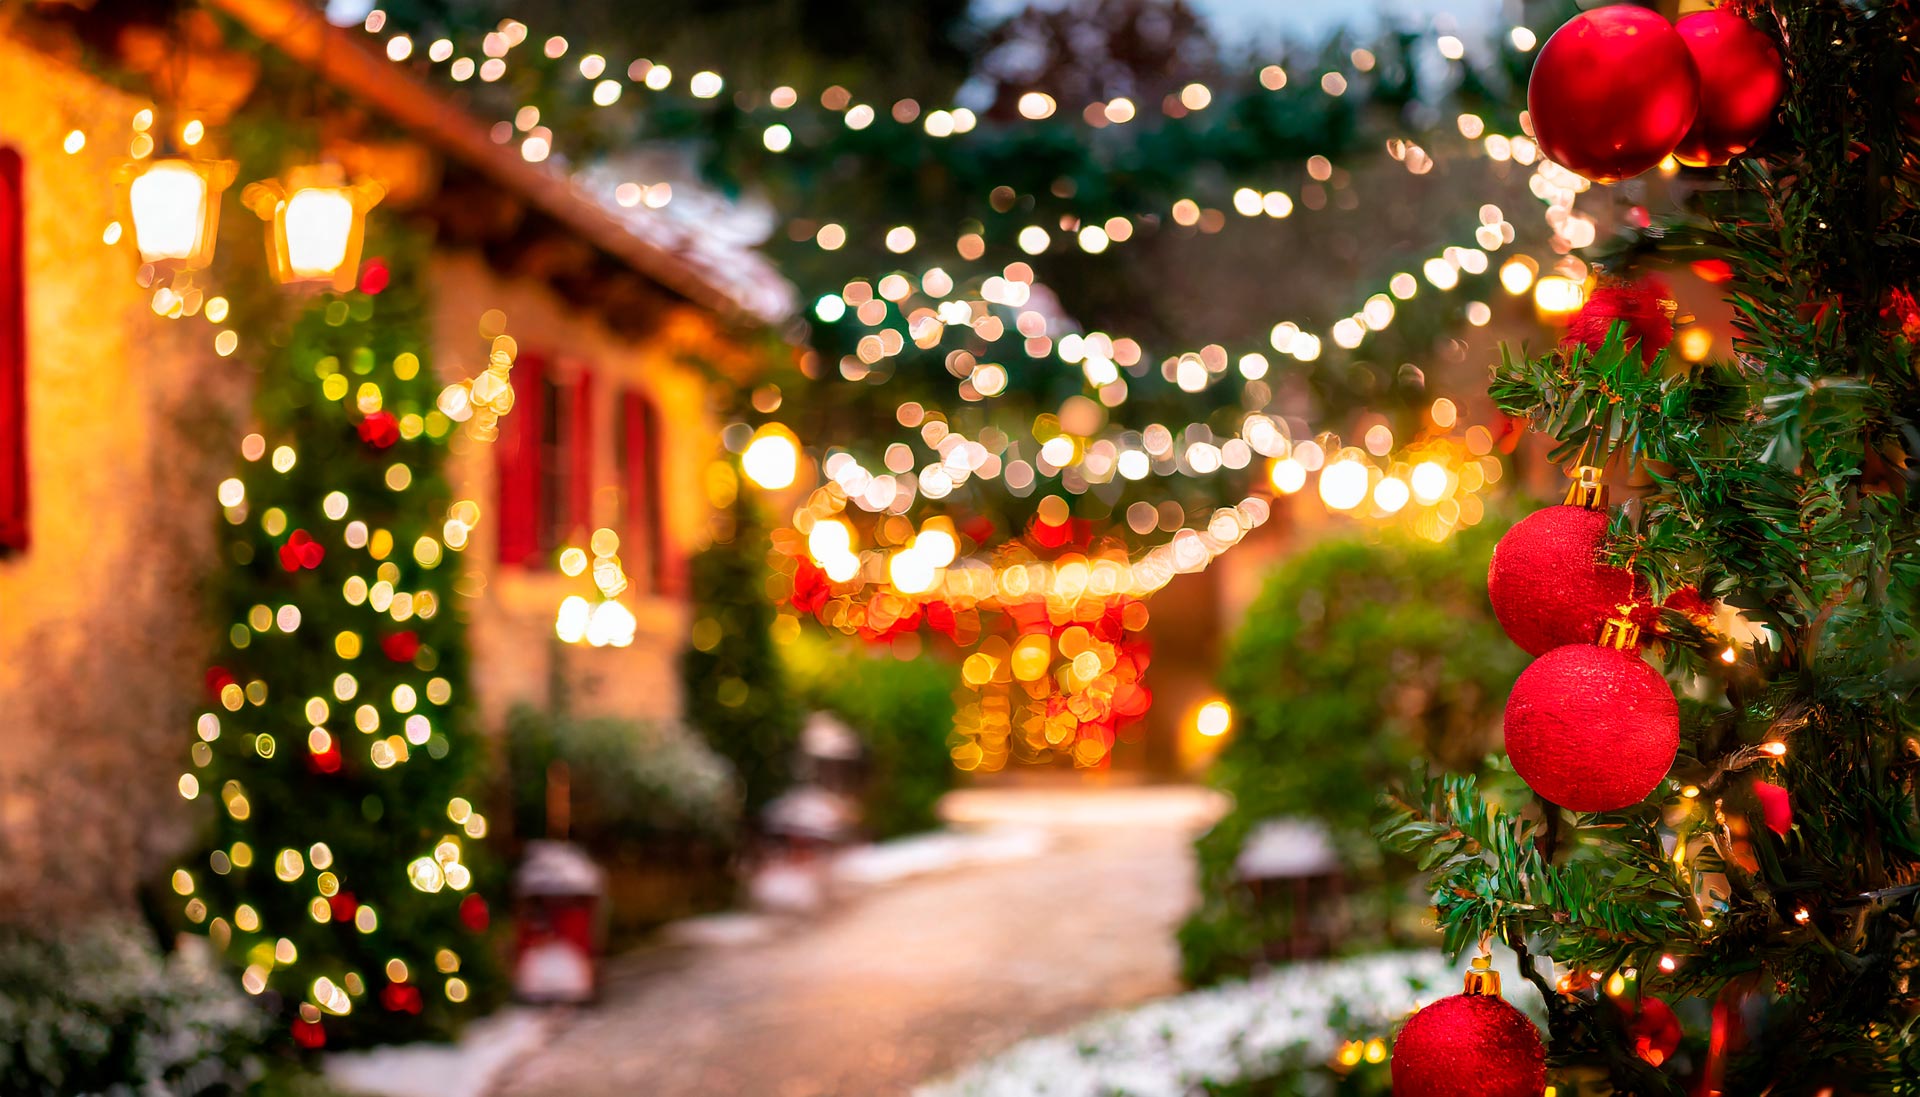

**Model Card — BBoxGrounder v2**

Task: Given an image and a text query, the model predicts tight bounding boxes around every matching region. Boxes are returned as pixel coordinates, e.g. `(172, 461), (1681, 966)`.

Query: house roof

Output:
(205, 0), (795, 328)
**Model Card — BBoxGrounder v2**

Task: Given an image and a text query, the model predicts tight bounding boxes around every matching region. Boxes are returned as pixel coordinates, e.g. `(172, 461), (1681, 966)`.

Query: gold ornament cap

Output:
(1600, 604), (1642, 651)
(1463, 954), (1502, 997)
(1564, 464), (1609, 510)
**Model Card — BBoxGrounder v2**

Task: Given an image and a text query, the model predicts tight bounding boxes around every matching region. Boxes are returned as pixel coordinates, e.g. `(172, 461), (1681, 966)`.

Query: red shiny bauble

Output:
(1672, 10), (1786, 167)
(1617, 995), (1683, 1066)
(1528, 7), (1700, 183)
(1488, 506), (1640, 657)
(1391, 992), (1546, 1097)
(1562, 278), (1676, 364)
(1505, 644), (1679, 812)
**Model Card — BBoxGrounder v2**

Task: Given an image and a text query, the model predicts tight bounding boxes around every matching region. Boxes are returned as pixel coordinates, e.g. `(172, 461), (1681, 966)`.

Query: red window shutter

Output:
(620, 390), (670, 595)
(567, 367), (594, 536)
(0, 148), (24, 554)
(495, 352), (546, 565)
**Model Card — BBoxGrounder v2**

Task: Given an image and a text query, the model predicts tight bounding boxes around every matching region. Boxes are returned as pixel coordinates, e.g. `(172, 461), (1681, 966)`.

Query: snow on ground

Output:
(916, 951), (1544, 1097)
(323, 1008), (554, 1097)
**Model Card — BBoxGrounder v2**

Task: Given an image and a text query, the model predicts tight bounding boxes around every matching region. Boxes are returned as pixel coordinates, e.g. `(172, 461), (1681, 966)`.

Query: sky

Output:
(969, 0), (1510, 47)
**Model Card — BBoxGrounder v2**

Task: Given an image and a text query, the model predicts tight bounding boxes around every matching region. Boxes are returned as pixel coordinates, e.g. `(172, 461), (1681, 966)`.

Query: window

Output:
(497, 354), (594, 566)
(0, 147), (24, 554)
(618, 388), (676, 595)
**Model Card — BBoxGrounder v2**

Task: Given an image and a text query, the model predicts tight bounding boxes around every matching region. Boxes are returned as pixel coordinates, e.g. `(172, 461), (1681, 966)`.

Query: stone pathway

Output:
(490, 784), (1223, 1097)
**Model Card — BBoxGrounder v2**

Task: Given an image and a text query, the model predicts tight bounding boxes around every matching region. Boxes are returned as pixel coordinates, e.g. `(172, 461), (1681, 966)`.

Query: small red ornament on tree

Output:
(1504, 612), (1680, 813)
(381, 630), (422, 663)
(278, 529), (325, 571)
(1753, 779), (1793, 836)
(1488, 470), (1641, 657)
(1671, 10), (1786, 168)
(1618, 994), (1684, 1066)
(1561, 278), (1677, 364)
(357, 410), (400, 449)
(1391, 957), (1546, 1097)
(1528, 6), (1700, 183)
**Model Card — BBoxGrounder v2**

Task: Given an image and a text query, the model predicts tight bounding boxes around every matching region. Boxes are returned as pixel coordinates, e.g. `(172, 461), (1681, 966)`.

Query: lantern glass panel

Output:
(129, 161), (208, 261)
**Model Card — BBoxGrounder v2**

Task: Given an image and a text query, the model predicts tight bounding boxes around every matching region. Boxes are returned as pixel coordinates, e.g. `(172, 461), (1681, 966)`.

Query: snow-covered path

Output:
(488, 785), (1223, 1097)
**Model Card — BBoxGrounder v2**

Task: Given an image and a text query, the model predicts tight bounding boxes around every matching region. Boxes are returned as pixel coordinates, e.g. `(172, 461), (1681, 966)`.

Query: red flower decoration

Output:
(1754, 780), (1793, 836)
(790, 559), (831, 614)
(1882, 288), (1920, 342)
(380, 981), (423, 1015)
(357, 410), (400, 449)
(1562, 278), (1676, 363)
(279, 530), (325, 572)
(328, 891), (359, 923)
(381, 631), (422, 663)
(358, 257), (390, 296)
(459, 893), (491, 933)
(1663, 585), (1715, 623)
(291, 1019), (327, 1049)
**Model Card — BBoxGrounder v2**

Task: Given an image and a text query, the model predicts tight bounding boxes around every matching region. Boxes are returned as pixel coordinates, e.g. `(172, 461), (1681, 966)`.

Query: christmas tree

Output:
(173, 230), (496, 1049)
(1380, 0), (1920, 1090)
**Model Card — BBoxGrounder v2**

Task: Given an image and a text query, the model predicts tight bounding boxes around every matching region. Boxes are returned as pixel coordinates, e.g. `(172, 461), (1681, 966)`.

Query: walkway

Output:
(490, 784), (1223, 1097)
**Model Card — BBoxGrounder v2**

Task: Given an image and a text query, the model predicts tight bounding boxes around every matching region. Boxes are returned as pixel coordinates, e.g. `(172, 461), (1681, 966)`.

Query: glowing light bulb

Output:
(1195, 700), (1232, 737)
(1269, 457), (1307, 494)
(889, 549), (936, 594)
(283, 188), (356, 277)
(1410, 461), (1450, 504)
(1319, 458), (1370, 511)
(1373, 476), (1410, 514)
(741, 425), (800, 490)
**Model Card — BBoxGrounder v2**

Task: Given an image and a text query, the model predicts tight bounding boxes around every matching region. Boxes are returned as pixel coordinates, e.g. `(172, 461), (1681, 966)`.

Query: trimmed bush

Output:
(785, 632), (960, 839)
(1180, 522), (1523, 985)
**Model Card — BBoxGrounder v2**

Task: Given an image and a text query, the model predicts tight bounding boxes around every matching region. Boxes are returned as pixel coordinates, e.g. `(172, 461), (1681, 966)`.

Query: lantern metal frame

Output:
(242, 163), (385, 292)
(120, 156), (237, 274)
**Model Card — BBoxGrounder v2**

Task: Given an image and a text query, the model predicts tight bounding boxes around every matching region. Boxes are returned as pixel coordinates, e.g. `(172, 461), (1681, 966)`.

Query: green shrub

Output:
(504, 707), (739, 848)
(679, 491), (803, 817)
(0, 919), (266, 1096)
(785, 632), (960, 839)
(1180, 522), (1524, 985)
(504, 707), (741, 934)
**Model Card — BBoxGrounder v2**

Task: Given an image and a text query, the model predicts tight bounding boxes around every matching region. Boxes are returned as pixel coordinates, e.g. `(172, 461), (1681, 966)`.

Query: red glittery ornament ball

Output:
(1488, 506), (1640, 656)
(1562, 279), (1675, 364)
(1391, 992), (1546, 1097)
(1505, 644), (1679, 812)
(1671, 10), (1786, 168)
(1528, 7), (1699, 183)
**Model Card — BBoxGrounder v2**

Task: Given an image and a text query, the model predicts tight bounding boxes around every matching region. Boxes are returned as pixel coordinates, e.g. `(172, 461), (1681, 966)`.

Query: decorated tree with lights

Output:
(177, 230), (497, 1049)
(1379, 1), (1920, 1091)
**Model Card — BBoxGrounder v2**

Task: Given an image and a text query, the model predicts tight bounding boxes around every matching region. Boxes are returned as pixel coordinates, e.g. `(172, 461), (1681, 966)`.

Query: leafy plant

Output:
(1181, 525), (1524, 984)
(784, 631), (959, 839)
(0, 919), (266, 1096)
(679, 488), (803, 819)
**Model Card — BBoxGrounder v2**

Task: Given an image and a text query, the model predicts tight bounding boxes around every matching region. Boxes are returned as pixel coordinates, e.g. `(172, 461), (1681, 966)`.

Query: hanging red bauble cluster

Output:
(1490, 472), (1679, 813)
(1529, 7), (1785, 182)
(1528, 7), (1699, 183)
(1391, 961), (1546, 1097)
(1672, 10), (1788, 167)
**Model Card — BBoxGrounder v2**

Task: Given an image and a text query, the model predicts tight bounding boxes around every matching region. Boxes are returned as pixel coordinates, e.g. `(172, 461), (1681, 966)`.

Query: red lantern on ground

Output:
(512, 840), (606, 1004)
(1528, 7), (1700, 183)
